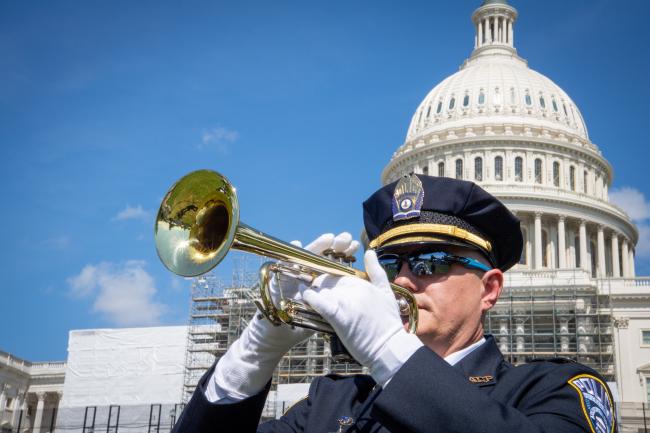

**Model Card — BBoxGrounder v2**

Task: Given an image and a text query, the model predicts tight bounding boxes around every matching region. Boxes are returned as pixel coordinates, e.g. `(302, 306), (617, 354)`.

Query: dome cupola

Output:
(472, 0), (518, 57)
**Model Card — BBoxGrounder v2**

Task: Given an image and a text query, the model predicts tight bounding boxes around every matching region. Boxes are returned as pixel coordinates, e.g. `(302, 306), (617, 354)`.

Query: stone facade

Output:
(0, 350), (65, 433)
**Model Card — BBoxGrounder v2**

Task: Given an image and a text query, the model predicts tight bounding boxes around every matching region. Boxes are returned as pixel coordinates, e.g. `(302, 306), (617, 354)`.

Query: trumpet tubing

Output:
(154, 169), (418, 335)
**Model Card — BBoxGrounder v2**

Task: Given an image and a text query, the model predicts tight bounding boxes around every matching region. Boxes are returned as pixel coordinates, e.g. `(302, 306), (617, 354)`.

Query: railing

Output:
(596, 277), (650, 296)
(505, 268), (595, 288)
(0, 351), (31, 373)
(486, 183), (627, 216)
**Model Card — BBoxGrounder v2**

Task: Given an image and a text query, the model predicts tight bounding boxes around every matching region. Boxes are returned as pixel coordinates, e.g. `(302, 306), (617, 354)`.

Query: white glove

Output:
(207, 313), (312, 402)
(302, 250), (423, 386)
(205, 232), (358, 402)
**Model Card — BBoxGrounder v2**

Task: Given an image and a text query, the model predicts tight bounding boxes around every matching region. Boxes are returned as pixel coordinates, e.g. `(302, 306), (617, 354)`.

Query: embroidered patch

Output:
(568, 374), (615, 433)
(391, 174), (424, 221)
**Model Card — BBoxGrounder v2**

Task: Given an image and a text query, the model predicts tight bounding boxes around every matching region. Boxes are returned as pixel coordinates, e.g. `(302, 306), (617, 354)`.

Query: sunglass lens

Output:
(432, 262), (451, 274)
(378, 256), (400, 281)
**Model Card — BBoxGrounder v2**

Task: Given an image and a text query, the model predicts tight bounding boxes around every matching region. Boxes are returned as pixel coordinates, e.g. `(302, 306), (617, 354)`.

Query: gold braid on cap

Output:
(368, 223), (492, 252)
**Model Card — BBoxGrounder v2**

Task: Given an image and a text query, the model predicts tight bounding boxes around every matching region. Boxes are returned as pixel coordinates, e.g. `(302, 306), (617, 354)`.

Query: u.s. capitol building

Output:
(382, 0), (649, 426)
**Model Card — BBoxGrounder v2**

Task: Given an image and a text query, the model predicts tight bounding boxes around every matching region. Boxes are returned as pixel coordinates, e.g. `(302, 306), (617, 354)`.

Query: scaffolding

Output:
(181, 254), (364, 405)
(486, 275), (615, 381)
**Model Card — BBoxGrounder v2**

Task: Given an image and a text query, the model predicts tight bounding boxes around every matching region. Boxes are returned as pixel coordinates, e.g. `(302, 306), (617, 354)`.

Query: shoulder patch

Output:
(568, 374), (615, 433)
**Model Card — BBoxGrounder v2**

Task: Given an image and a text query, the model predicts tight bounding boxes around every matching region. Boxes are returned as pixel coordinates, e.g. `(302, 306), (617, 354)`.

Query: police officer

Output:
(173, 174), (616, 433)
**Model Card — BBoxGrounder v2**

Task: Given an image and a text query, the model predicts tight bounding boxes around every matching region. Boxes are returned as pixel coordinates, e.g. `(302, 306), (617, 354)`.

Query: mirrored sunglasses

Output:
(377, 250), (492, 281)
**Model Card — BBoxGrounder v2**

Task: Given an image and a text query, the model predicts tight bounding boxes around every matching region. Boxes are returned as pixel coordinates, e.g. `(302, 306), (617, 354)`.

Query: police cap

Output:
(363, 174), (523, 271)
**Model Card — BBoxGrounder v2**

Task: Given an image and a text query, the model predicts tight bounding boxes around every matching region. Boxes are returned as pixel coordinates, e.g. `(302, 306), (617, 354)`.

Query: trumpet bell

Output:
(155, 170), (239, 277)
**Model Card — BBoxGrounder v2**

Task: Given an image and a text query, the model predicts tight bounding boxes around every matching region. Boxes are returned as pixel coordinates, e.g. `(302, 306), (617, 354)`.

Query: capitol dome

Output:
(405, 53), (589, 143)
(383, 0), (638, 277)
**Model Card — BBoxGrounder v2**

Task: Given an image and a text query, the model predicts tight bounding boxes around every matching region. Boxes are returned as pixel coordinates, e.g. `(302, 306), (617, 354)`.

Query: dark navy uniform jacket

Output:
(172, 335), (616, 433)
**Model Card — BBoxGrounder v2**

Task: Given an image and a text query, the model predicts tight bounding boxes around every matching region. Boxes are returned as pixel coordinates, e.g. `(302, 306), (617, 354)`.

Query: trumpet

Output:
(154, 169), (418, 335)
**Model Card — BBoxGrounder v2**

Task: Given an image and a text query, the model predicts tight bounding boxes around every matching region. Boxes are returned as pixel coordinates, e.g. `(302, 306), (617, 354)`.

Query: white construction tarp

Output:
(60, 326), (188, 408)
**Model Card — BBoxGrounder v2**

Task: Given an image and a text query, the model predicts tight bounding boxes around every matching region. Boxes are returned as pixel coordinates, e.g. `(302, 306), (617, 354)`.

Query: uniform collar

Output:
(452, 335), (507, 387)
(444, 337), (486, 366)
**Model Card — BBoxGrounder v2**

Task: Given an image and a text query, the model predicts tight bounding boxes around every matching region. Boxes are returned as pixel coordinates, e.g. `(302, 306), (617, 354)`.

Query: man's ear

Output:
(481, 269), (504, 312)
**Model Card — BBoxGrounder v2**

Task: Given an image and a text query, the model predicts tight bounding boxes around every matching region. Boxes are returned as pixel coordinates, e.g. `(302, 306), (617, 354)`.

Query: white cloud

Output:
(199, 126), (239, 154)
(67, 261), (167, 326)
(112, 205), (151, 222)
(609, 187), (650, 221)
(610, 187), (650, 260)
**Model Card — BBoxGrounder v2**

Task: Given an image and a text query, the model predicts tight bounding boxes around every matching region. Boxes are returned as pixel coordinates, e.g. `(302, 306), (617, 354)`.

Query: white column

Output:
(510, 18), (514, 46)
(534, 212), (543, 269)
(629, 248), (636, 277)
(597, 226), (606, 277)
(11, 391), (25, 429)
(507, 19), (512, 45)
(487, 18), (493, 43)
(33, 392), (46, 433)
(558, 216), (566, 268)
(500, 17), (504, 42)
(478, 20), (483, 47)
(549, 225), (557, 268)
(611, 233), (620, 277)
(579, 220), (588, 271)
(0, 387), (6, 414)
(621, 240), (629, 278)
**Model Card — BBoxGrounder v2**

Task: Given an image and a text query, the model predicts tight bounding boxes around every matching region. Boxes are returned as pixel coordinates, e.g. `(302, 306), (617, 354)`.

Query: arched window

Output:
(563, 103), (568, 116)
(478, 90), (485, 105)
(455, 159), (463, 179)
(422, 166), (429, 176)
(436, 101), (442, 114)
(494, 156), (503, 181)
(583, 170), (588, 193)
(534, 158), (543, 184)
(426, 105), (431, 118)
(525, 92), (532, 106)
(463, 94), (470, 107)
(449, 97), (456, 110)
(510, 87), (516, 105)
(474, 157), (483, 181)
(539, 96), (546, 109)
(553, 161), (560, 187)
(570, 166), (576, 191)
(552, 98), (558, 112)
(515, 156), (523, 182)
(438, 161), (445, 177)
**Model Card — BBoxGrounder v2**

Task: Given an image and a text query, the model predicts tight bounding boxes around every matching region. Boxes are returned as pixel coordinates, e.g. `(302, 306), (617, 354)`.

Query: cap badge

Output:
(392, 174), (424, 222)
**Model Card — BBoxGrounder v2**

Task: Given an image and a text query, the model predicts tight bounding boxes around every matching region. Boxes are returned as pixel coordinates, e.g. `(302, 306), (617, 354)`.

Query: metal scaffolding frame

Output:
(181, 254), (365, 405)
(485, 284), (615, 381)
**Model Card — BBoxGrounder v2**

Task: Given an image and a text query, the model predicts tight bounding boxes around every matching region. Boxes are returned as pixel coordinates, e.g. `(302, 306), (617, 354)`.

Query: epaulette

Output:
(526, 356), (576, 364)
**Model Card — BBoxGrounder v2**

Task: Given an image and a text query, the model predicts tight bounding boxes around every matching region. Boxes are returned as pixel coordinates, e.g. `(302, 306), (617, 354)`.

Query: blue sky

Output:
(2, 0), (649, 361)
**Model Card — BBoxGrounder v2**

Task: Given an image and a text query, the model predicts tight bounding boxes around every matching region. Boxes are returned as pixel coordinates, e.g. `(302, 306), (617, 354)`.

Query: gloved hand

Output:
(206, 232), (359, 402)
(271, 232), (359, 303)
(302, 250), (423, 386)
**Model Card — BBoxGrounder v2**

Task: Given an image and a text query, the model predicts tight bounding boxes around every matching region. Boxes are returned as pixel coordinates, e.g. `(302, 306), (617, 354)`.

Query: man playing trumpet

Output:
(173, 174), (616, 433)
